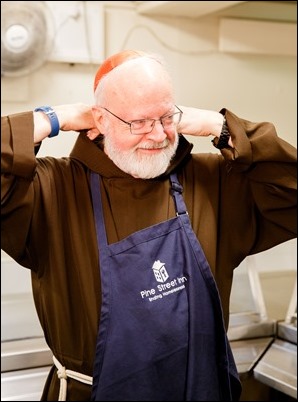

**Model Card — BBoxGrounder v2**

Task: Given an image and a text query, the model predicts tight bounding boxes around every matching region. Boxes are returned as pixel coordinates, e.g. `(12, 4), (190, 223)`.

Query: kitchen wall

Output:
(1, 1), (297, 327)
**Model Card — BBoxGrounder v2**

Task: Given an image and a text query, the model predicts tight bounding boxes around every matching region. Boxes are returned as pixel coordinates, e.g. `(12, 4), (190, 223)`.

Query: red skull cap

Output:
(93, 50), (148, 92)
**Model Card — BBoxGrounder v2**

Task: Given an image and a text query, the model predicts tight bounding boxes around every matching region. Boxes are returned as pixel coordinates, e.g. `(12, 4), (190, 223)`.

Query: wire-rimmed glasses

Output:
(100, 105), (183, 135)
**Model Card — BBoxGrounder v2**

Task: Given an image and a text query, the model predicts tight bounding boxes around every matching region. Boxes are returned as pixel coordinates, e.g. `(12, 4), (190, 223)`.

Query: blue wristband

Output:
(34, 106), (60, 138)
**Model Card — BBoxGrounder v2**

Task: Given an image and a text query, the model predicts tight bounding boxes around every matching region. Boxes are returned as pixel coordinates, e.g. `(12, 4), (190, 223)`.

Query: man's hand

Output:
(177, 106), (224, 138)
(33, 103), (100, 143)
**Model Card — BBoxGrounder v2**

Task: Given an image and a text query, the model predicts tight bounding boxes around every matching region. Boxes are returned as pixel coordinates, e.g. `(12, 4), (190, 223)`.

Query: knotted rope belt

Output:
(53, 355), (93, 401)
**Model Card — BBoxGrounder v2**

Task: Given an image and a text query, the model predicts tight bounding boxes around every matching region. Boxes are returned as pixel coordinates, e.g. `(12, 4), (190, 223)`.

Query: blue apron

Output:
(90, 172), (241, 401)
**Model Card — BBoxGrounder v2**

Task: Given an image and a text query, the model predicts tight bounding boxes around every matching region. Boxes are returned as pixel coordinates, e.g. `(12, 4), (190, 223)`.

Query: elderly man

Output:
(1, 50), (296, 401)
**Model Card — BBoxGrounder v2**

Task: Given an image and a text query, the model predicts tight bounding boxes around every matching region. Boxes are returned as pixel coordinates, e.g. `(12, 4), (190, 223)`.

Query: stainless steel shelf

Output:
(278, 321), (297, 345)
(1, 365), (51, 401)
(254, 339), (297, 399)
(1, 337), (52, 372)
(230, 336), (274, 379)
(228, 312), (276, 341)
(1, 337), (53, 401)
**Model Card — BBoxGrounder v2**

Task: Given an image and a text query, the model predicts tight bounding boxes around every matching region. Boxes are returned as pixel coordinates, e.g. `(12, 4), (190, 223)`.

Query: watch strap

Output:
(212, 117), (230, 150)
(34, 106), (60, 138)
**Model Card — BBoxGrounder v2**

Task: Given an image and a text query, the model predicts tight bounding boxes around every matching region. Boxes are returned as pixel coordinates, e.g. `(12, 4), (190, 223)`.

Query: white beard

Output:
(104, 134), (179, 179)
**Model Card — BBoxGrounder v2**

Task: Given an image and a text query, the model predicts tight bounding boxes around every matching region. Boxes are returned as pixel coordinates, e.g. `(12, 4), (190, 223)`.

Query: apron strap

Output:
(90, 171), (108, 247)
(170, 173), (188, 216)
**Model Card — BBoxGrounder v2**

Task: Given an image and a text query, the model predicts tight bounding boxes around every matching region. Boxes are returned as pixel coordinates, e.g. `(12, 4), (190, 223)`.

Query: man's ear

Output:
(92, 106), (105, 131)
(87, 106), (104, 140)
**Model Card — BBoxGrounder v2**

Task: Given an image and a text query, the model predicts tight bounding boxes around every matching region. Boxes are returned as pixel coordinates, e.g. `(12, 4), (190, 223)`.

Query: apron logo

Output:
(152, 260), (169, 283)
(139, 261), (187, 302)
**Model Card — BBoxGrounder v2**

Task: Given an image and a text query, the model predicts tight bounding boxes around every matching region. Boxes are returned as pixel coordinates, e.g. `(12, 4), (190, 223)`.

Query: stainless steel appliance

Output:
(253, 280), (297, 399)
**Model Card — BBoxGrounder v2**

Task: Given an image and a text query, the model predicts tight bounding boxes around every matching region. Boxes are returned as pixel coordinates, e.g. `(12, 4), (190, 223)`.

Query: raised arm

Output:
(33, 103), (99, 143)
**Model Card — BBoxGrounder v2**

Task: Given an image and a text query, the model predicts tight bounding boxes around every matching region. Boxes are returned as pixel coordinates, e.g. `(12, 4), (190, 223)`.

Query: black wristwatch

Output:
(212, 117), (230, 150)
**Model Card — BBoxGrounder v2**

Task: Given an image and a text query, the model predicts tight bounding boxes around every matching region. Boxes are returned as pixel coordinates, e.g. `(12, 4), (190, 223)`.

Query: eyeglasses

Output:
(100, 105), (183, 135)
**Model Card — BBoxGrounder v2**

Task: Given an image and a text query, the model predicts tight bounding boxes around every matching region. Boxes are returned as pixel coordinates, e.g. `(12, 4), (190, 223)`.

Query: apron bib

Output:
(90, 172), (241, 401)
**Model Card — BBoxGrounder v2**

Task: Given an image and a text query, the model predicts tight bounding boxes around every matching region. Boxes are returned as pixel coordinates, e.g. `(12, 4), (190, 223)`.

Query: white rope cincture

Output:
(53, 355), (93, 401)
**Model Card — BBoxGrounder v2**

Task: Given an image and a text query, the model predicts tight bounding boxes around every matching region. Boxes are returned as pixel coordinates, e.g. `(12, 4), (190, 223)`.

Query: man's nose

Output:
(146, 120), (167, 142)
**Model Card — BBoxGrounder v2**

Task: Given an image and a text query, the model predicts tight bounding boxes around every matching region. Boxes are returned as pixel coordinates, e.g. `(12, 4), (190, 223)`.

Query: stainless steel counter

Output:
(228, 311), (276, 341)
(1, 366), (52, 401)
(253, 281), (297, 399)
(1, 337), (52, 401)
(1, 289), (53, 401)
(1, 337), (52, 372)
(254, 339), (297, 399)
(230, 336), (274, 379)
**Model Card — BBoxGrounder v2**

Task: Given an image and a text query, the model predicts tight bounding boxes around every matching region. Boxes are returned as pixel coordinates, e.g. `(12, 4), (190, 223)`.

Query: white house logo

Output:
(152, 260), (169, 283)
(139, 260), (187, 302)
